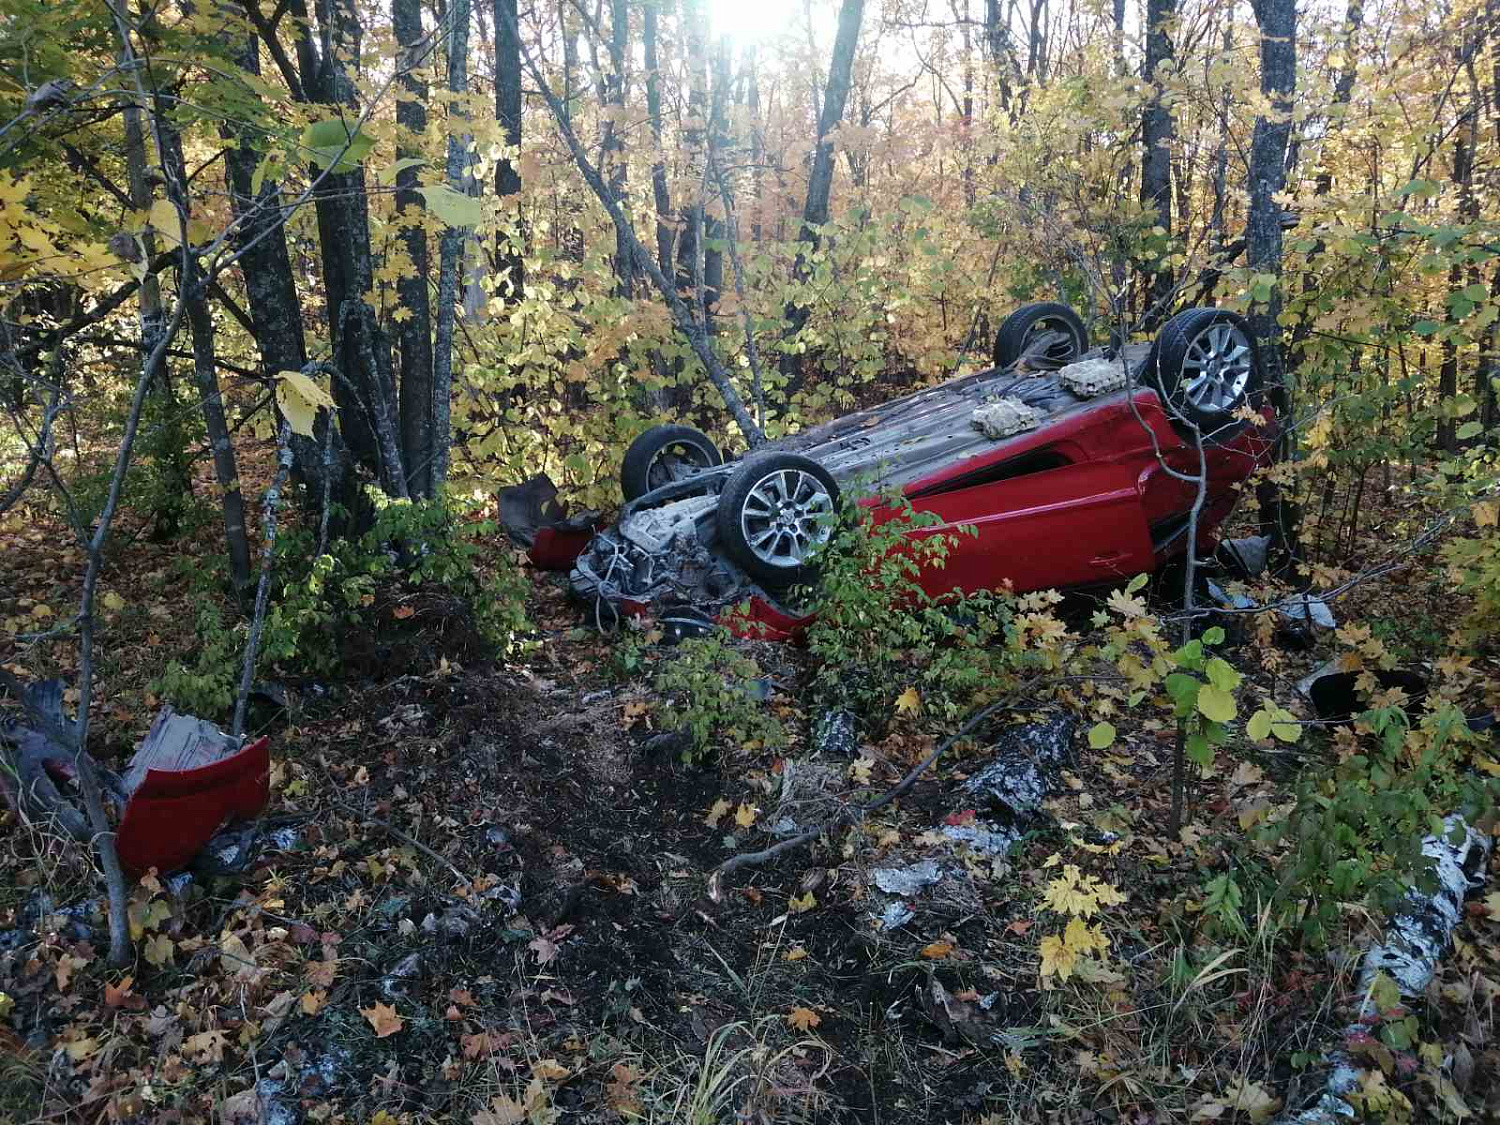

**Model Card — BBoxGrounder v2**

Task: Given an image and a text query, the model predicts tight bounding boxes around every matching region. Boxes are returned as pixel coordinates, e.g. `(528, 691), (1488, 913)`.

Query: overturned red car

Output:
(570, 304), (1278, 637)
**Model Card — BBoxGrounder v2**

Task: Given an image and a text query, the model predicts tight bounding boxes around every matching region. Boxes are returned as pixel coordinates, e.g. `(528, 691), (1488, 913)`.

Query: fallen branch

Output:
(713, 695), (1018, 882)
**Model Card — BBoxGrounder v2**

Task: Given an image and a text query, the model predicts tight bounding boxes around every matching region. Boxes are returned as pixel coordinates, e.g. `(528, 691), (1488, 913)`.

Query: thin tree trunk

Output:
(605, 0), (632, 295)
(432, 0), (471, 492)
(493, 0), (524, 298)
(1140, 0), (1176, 319)
(778, 0), (865, 397)
(644, 0), (675, 275)
(394, 0), (436, 497)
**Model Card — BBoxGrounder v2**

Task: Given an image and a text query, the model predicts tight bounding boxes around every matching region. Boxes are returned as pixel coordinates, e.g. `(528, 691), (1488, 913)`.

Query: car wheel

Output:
(716, 453), (841, 588)
(993, 302), (1089, 369)
(1148, 308), (1263, 432)
(621, 424), (723, 501)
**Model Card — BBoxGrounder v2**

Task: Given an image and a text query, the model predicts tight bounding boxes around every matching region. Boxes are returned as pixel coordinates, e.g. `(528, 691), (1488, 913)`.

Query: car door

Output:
(900, 404), (1161, 598)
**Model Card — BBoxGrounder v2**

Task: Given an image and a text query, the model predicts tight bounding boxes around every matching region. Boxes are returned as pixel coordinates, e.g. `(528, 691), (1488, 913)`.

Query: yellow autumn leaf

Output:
(894, 687), (921, 715)
(275, 371), (336, 438)
(734, 802), (757, 828)
(788, 891), (816, 914)
(1038, 934), (1077, 980)
(361, 1001), (404, 1038)
(1063, 916), (1109, 956)
(920, 941), (954, 959)
(703, 798), (731, 827)
(786, 1006), (821, 1031)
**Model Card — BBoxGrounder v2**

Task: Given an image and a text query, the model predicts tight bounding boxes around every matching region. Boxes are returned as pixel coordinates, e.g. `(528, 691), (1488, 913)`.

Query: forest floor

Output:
(3, 458), (1500, 1125)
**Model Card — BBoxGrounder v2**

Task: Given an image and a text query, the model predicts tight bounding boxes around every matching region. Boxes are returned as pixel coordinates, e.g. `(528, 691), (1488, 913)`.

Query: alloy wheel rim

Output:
(740, 469), (835, 568)
(1180, 321), (1253, 414)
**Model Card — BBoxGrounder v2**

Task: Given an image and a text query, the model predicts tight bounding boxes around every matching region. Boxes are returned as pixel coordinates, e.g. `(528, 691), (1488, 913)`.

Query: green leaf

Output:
(1205, 657), (1242, 693)
(1165, 673), (1201, 711)
(1201, 626), (1225, 646)
(1088, 721), (1116, 750)
(380, 156), (428, 185)
(1247, 708), (1273, 741)
(1185, 730), (1213, 766)
(275, 370), (335, 437)
(1413, 320), (1442, 337)
(1196, 683), (1237, 723)
(418, 184), (483, 227)
(302, 118), (375, 173)
(1126, 573), (1148, 594)
(1456, 421), (1483, 440)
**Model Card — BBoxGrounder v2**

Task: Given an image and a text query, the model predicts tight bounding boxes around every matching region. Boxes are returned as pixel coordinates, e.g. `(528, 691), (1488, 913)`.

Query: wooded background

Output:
(0, 0), (1496, 567)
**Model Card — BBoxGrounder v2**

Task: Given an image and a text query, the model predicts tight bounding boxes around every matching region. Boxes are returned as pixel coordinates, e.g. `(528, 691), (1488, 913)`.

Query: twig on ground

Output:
(328, 796), (469, 883)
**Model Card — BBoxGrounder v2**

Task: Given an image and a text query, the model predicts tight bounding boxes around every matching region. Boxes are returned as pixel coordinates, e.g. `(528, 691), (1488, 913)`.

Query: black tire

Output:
(1147, 308), (1264, 432)
(621, 424), (722, 501)
(993, 301), (1089, 369)
(716, 453), (841, 588)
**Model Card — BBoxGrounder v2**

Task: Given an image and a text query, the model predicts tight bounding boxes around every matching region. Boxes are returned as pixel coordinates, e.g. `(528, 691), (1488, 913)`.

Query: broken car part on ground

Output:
(567, 303), (1278, 634)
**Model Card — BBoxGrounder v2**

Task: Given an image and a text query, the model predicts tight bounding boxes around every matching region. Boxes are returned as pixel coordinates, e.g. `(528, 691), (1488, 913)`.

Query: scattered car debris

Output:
(878, 901), (916, 931)
(970, 397), (1041, 439)
(962, 716), (1075, 821)
(1056, 355), (1128, 397)
(1274, 817), (1493, 1124)
(497, 473), (602, 570)
(940, 820), (1022, 857)
(812, 710), (859, 757)
(1, 679), (271, 877)
(870, 858), (945, 896)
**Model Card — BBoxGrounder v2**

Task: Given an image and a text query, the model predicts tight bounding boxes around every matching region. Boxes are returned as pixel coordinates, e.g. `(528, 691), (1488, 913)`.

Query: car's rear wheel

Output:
(716, 453), (841, 588)
(993, 302), (1089, 369)
(1148, 308), (1263, 432)
(621, 424), (722, 501)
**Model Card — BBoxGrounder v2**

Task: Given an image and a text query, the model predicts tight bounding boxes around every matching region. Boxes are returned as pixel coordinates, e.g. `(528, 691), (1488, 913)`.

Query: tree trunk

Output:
(605, 0), (632, 295)
(223, 23), (334, 523)
(154, 115), (252, 592)
(644, 0), (675, 276)
(394, 0), (436, 498)
(432, 0), (472, 492)
(1140, 0), (1176, 318)
(493, 0), (524, 299)
(1247, 0), (1299, 568)
(778, 0), (865, 397)
(299, 0), (407, 498)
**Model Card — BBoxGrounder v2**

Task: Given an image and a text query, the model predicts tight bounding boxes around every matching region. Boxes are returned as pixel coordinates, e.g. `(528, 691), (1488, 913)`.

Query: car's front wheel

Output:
(716, 453), (841, 588)
(1148, 308), (1263, 432)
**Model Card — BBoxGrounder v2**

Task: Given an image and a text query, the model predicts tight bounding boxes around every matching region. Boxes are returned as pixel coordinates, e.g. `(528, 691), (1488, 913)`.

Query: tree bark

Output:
(1245, 0), (1297, 388)
(643, 0), (675, 276)
(493, 0), (524, 299)
(1140, 0), (1176, 316)
(432, 0), (472, 492)
(605, 0), (632, 295)
(778, 0), (865, 397)
(394, 0), (436, 497)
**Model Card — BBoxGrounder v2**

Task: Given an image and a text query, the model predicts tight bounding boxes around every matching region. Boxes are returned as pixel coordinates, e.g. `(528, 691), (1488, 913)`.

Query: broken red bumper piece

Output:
(115, 709), (270, 877)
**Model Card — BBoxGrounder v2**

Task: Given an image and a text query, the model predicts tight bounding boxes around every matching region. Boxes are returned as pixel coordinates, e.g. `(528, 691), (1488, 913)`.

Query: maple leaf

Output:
(786, 1006), (822, 1031)
(143, 933), (174, 966)
(529, 936), (560, 964)
(1063, 916), (1109, 956)
(301, 990), (326, 1016)
(734, 802), (757, 828)
(361, 1002), (404, 1038)
(788, 891), (816, 914)
(894, 686), (921, 715)
(704, 798), (731, 827)
(531, 1057), (570, 1081)
(920, 941), (954, 959)
(1038, 934), (1077, 980)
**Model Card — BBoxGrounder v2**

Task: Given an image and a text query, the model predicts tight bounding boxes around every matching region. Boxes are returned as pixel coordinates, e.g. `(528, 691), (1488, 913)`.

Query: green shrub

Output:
(802, 494), (1017, 731)
(652, 625), (786, 764)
